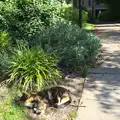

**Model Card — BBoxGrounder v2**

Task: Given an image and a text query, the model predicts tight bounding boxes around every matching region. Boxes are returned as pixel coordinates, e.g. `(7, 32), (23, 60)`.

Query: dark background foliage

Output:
(99, 0), (120, 21)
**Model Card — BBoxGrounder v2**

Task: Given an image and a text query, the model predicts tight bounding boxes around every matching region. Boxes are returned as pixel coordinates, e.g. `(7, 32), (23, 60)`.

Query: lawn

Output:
(83, 23), (95, 30)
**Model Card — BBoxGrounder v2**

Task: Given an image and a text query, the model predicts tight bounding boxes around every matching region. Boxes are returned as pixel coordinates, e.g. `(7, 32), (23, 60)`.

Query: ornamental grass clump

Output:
(7, 45), (61, 93)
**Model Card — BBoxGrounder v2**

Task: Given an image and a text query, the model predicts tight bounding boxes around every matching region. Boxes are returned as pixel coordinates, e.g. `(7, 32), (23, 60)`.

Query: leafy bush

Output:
(60, 4), (88, 25)
(7, 44), (61, 93)
(30, 20), (101, 70)
(58, 31), (101, 69)
(0, 0), (61, 41)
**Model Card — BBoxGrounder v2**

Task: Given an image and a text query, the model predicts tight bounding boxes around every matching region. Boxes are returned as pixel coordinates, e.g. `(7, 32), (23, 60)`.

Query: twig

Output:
(70, 102), (86, 108)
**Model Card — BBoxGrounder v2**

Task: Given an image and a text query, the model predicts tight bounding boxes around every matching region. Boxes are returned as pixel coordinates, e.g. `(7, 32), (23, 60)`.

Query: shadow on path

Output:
(84, 23), (120, 118)
(86, 72), (120, 118)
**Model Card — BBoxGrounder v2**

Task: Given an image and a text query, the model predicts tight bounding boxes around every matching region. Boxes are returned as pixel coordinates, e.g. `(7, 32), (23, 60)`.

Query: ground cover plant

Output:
(0, 102), (29, 120)
(0, 88), (31, 120)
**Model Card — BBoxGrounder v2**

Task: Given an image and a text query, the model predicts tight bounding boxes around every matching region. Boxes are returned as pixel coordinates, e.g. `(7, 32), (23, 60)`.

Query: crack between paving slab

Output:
(85, 82), (120, 86)
(83, 97), (108, 101)
(88, 73), (120, 74)
(86, 82), (119, 84)
(83, 97), (115, 102)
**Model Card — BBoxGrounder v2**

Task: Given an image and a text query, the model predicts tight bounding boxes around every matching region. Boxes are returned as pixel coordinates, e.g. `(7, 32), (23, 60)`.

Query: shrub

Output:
(58, 31), (101, 69)
(30, 20), (101, 70)
(60, 4), (88, 25)
(0, 0), (61, 41)
(7, 44), (61, 93)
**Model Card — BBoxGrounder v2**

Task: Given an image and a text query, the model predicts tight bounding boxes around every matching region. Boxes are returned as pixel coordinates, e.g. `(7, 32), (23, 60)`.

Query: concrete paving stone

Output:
(82, 83), (120, 102)
(100, 61), (120, 68)
(88, 68), (120, 74)
(86, 74), (120, 85)
(76, 98), (120, 120)
(76, 99), (101, 120)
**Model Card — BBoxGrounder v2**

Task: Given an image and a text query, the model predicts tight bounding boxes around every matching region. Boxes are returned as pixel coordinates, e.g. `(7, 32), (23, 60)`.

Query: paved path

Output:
(76, 24), (120, 120)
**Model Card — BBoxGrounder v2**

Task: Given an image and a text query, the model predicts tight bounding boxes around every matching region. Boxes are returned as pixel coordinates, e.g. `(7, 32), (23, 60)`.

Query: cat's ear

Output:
(20, 93), (28, 101)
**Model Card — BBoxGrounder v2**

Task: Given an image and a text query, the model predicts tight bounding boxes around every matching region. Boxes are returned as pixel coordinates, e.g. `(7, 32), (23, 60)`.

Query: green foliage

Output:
(31, 20), (101, 70)
(0, 0), (101, 84)
(7, 44), (61, 92)
(0, 51), (10, 74)
(0, 0), (61, 40)
(60, 4), (88, 25)
(82, 10), (89, 23)
(67, 111), (77, 120)
(52, 21), (101, 69)
(0, 31), (12, 52)
(0, 31), (11, 74)
(83, 23), (95, 30)
(80, 65), (88, 78)
(0, 104), (29, 120)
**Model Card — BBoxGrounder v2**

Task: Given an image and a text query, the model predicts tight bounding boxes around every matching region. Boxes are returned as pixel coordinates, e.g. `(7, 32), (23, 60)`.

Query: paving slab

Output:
(88, 67), (120, 74)
(86, 74), (120, 85)
(76, 75), (120, 120)
(76, 99), (101, 120)
(76, 98), (120, 120)
(82, 85), (120, 102)
(76, 74), (120, 120)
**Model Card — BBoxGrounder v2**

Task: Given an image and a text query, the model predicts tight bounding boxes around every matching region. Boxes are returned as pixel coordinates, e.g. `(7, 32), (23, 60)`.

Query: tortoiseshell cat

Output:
(21, 86), (71, 115)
